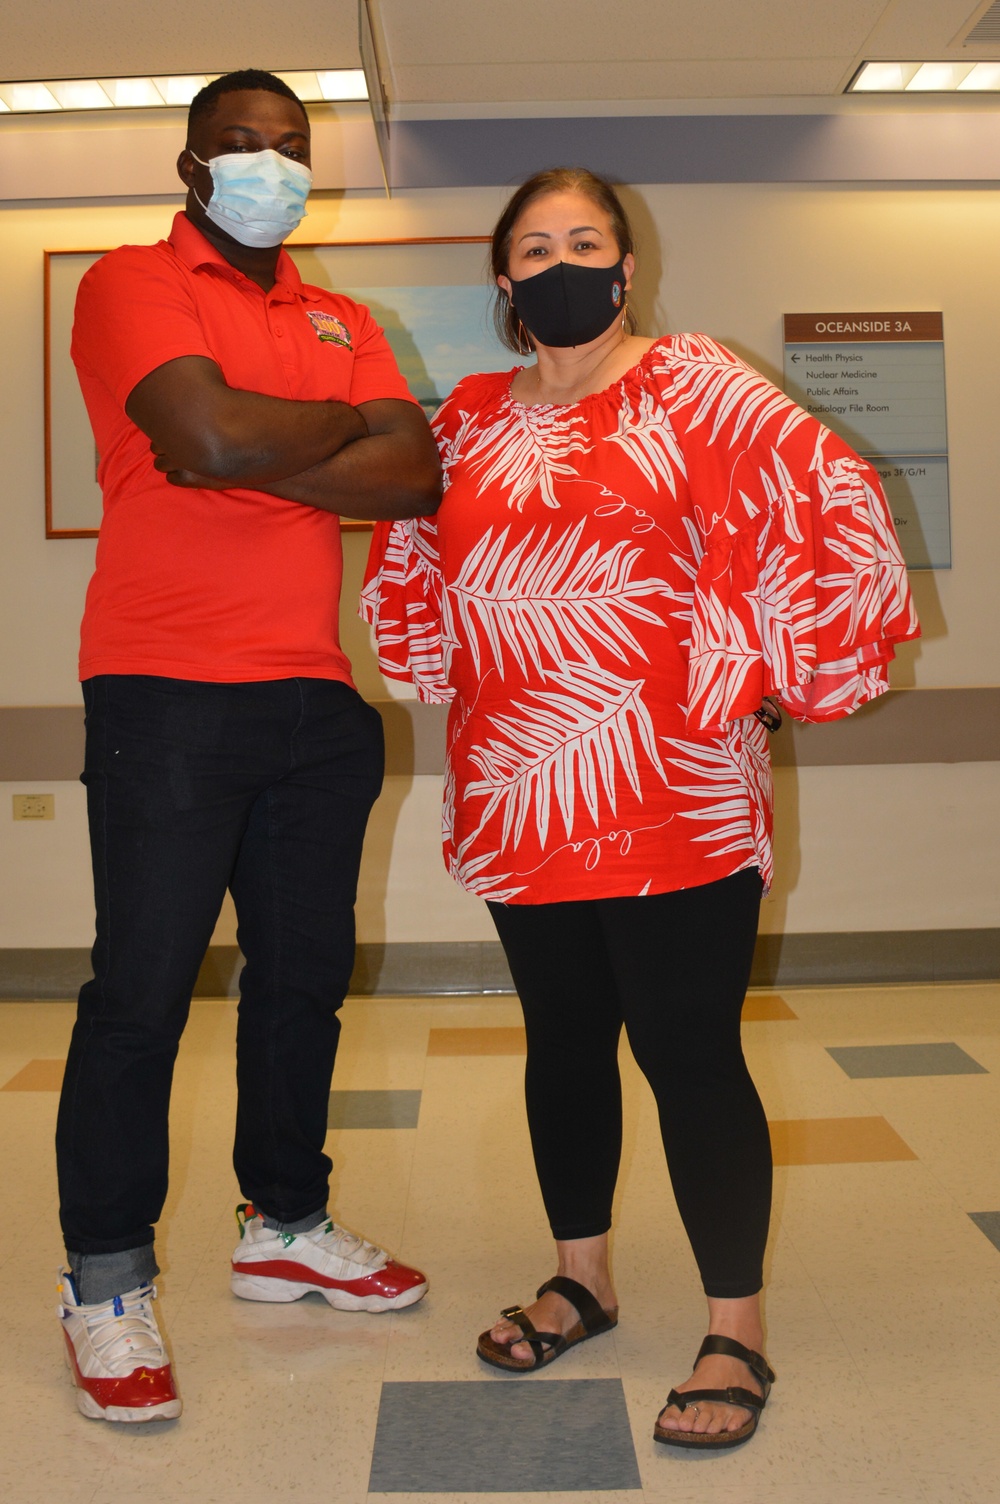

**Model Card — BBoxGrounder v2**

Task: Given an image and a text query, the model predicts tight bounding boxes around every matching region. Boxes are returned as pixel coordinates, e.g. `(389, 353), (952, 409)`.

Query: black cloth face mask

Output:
(508, 257), (627, 348)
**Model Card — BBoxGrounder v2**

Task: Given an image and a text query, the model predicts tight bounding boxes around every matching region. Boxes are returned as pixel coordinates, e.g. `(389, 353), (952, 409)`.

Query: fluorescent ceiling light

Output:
(102, 78), (165, 108)
(959, 62), (1000, 90)
(276, 70), (367, 102)
(275, 71), (322, 98)
(317, 70), (368, 101)
(906, 63), (973, 91)
(49, 79), (113, 109)
(0, 69), (367, 114)
(152, 76), (211, 105)
(849, 60), (1000, 92)
(0, 81), (61, 111)
(850, 62), (919, 91)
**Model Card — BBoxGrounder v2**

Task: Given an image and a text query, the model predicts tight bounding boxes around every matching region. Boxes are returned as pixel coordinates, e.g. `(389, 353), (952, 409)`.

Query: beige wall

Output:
(1, 182), (997, 946)
(6, 758), (997, 947)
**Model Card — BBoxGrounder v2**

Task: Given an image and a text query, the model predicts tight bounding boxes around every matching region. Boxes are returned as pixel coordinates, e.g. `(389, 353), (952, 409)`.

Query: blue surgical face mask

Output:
(189, 148), (312, 248)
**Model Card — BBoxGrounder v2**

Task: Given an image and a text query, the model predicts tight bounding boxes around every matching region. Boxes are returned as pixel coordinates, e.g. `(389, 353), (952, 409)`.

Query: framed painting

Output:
(44, 235), (508, 537)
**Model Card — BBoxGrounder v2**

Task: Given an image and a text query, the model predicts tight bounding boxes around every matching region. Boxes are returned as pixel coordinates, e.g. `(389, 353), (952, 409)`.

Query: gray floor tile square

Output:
(826, 1042), (988, 1078)
(368, 1379), (641, 1493)
(327, 1089), (421, 1129)
(970, 1211), (1000, 1252)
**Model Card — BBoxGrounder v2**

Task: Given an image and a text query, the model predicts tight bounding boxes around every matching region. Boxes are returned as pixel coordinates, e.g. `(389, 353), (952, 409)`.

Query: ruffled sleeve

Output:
(663, 336), (920, 733)
(359, 385), (481, 704)
(360, 513), (454, 704)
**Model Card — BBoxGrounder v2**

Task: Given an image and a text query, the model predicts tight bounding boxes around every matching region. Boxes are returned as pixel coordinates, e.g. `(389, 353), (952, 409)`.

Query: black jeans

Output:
(56, 675), (384, 1292)
(487, 868), (771, 1299)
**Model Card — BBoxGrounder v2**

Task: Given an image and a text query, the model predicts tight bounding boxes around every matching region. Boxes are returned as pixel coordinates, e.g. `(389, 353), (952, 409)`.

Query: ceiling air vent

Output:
(965, 2), (1000, 43)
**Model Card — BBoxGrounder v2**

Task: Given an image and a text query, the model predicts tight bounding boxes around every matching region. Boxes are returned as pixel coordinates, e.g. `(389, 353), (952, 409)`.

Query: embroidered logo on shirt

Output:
(307, 311), (352, 348)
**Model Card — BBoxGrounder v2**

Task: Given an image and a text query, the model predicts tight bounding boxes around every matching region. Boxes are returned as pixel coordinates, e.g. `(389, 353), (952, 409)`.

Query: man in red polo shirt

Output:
(55, 70), (441, 1423)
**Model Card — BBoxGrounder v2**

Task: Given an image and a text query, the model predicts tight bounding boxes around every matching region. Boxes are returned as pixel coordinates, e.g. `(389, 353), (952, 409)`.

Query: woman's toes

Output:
(490, 1318), (532, 1361)
(658, 1396), (752, 1435)
(657, 1404), (693, 1432)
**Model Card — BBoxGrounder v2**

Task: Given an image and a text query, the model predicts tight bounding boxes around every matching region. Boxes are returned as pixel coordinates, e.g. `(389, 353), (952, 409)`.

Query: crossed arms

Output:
(125, 355), (442, 520)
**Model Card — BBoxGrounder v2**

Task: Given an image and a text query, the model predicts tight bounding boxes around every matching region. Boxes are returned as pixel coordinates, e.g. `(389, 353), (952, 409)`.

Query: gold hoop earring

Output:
(516, 319), (533, 357)
(621, 298), (629, 334)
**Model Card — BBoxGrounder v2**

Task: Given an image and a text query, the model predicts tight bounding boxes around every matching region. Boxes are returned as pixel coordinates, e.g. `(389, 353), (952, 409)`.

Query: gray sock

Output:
(259, 1206), (329, 1235)
(67, 1246), (159, 1306)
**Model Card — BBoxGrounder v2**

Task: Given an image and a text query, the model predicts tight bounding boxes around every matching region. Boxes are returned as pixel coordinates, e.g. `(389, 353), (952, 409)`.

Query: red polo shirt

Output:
(72, 212), (417, 684)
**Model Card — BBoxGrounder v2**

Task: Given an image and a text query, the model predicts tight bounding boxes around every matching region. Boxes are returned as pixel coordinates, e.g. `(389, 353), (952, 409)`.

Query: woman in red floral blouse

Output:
(363, 169), (918, 1450)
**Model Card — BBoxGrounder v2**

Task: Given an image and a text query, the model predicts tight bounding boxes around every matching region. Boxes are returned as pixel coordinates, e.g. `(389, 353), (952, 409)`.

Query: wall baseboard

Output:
(2, 689), (999, 780)
(1, 931), (997, 1001)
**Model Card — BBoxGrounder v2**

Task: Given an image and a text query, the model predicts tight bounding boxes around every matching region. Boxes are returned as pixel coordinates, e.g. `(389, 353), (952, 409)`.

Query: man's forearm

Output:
(153, 390), (368, 484)
(158, 395), (443, 519)
(127, 355), (369, 484)
(260, 431), (441, 519)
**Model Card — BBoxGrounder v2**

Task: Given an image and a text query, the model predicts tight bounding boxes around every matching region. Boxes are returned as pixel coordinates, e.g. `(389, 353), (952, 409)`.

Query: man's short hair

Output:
(187, 70), (308, 136)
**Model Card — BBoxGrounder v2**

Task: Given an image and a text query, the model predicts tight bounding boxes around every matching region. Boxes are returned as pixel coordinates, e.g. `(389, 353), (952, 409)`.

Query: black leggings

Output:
(487, 867), (771, 1299)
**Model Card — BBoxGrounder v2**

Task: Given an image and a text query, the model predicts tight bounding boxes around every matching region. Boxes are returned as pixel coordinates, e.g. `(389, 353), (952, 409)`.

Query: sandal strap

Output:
(668, 1384), (766, 1414)
(695, 1334), (775, 1386)
(517, 1331), (564, 1365)
(500, 1304), (535, 1336)
(536, 1275), (610, 1334)
(498, 1304), (565, 1366)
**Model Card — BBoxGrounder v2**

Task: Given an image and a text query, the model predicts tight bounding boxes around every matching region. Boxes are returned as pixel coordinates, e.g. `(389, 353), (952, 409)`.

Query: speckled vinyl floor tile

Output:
(0, 984), (997, 1502)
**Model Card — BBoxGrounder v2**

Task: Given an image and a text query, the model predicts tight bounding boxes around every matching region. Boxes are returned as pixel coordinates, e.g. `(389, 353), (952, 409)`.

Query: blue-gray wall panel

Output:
(391, 113), (1000, 188)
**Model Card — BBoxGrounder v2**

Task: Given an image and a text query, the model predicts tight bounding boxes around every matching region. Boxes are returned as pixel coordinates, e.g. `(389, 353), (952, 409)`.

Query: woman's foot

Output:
(656, 1345), (764, 1436)
(656, 1294), (767, 1438)
(485, 1233), (617, 1365)
(489, 1276), (618, 1363)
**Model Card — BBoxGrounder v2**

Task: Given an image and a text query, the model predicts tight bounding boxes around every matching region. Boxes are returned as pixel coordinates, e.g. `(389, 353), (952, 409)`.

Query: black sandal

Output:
(476, 1274), (618, 1373)
(654, 1335), (775, 1450)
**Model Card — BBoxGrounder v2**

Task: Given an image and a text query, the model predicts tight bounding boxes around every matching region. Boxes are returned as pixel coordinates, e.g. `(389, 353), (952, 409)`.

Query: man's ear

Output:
(176, 149), (197, 190)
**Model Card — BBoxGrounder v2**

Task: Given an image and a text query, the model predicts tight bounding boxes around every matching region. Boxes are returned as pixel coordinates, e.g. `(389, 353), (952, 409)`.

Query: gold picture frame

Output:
(44, 235), (503, 537)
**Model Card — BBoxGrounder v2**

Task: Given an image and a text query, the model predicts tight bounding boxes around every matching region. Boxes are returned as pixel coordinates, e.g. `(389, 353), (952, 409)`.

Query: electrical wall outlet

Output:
(12, 794), (55, 821)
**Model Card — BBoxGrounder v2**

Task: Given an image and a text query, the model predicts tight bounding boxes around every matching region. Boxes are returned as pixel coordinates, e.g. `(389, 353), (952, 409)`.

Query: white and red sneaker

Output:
(230, 1203), (427, 1311)
(58, 1272), (182, 1422)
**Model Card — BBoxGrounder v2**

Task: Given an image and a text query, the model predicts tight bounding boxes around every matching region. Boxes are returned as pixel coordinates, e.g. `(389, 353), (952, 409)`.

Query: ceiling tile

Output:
(379, 0), (889, 67)
(0, 0), (360, 81)
(863, 0), (997, 54)
(2, 0), (997, 116)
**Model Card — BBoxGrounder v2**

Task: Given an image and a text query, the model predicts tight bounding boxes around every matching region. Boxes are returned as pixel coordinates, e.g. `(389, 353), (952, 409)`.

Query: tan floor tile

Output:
(1, 1057), (65, 1090)
(769, 1115), (917, 1165)
(627, 1365), (925, 1499)
(827, 1075), (1000, 1207)
(743, 992), (798, 1020)
(789, 981), (1000, 1044)
(743, 1032), (874, 1121)
(427, 1026), (527, 1055)
(1, 985), (998, 1502)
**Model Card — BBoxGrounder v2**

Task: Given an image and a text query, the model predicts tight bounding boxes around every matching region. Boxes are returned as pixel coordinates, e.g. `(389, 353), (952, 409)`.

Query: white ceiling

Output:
(2, 0), (999, 108)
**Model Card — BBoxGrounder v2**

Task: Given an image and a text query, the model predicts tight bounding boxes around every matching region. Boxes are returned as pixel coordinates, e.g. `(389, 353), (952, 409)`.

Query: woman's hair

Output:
(489, 167), (638, 352)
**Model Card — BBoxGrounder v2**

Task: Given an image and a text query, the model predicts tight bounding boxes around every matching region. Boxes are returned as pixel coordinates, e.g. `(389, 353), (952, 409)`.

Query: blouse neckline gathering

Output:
(503, 334), (672, 414)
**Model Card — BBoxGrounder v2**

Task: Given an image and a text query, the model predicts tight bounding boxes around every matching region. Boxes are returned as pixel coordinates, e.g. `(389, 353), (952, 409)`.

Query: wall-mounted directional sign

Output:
(783, 312), (950, 569)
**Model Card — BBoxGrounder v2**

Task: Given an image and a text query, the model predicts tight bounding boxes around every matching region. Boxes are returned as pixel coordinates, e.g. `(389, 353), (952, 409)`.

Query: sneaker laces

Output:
(307, 1220), (387, 1271)
(73, 1287), (166, 1373)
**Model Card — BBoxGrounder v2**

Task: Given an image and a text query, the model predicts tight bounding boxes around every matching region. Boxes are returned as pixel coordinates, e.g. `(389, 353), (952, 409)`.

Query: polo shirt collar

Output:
(168, 211), (317, 302)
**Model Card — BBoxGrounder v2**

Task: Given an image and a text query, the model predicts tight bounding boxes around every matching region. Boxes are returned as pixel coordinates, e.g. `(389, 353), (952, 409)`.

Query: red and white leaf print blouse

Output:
(362, 335), (919, 904)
